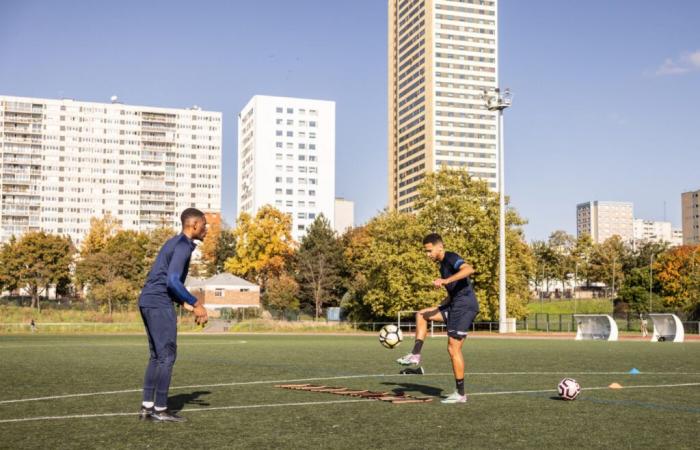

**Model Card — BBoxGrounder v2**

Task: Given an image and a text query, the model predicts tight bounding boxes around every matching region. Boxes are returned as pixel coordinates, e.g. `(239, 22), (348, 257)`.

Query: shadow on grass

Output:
(168, 390), (211, 412)
(380, 382), (443, 397)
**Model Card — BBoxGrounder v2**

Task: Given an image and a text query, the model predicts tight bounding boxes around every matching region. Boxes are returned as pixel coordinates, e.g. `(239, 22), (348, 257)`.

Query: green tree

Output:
(415, 169), (534, 320)
(530, 240), (556, 296)
(212, 228), (236, 276)
(547, 230), (576, 297)
(343, 211), (442, 319)
(87, 278), (139, 315)
(12, 232), (75, 310)
(589, 236), (628, 297)
(263, 273), (300, 312)
(295, 215), (344, 319)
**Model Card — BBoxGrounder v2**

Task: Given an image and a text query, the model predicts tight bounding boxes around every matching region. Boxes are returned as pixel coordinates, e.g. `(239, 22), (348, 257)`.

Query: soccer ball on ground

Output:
(379, 324), (403, 349)
(557, 378), (581, 400)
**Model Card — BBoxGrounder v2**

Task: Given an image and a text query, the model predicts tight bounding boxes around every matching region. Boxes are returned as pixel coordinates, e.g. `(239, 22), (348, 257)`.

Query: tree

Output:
(572, 234), (595, 288)
(88, 278), (139, 315)
(75, 230), (149, 313)
(343, 211), (443, 319)
(415, 169), (534, 320)
(212, 229), (236, 275)
(295, 215), (344, 319)
(225, 206), (294, 286)
(0, 237), (20, 294)
(199, 213), (224, 277)
(12, 232), (75, 310)
(144, 222), (177, 269)
(531, 240), (556, 296)
(655, 245), (700, 317)
(263, 273), (300, 311)
(81, 214), (121, 256)
(589, 236), (628, 297)
(547, 230), (576, 296)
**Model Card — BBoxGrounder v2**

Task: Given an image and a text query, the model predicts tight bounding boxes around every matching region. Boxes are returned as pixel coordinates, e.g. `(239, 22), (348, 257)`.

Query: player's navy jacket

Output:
(439, 251), (473, 300)
(138, 233), (198, 308)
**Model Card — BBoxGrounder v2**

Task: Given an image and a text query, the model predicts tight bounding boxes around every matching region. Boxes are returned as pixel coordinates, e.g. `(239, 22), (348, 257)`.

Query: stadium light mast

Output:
(483, 87), (512, 333)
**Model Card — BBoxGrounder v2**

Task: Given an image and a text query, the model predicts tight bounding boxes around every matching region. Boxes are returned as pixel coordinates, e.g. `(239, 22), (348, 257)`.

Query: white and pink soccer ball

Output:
(557, 378), (581, 400)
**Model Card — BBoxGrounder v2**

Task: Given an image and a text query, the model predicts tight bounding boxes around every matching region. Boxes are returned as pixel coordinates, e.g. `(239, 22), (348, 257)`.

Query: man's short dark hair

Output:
(422, 233), (443, 245)
(181, 208), (205, 226)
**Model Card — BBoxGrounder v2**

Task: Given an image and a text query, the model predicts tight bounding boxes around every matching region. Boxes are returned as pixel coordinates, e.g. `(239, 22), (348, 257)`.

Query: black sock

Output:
(456, 378), (465, 396)
(411, 339), (424, 355)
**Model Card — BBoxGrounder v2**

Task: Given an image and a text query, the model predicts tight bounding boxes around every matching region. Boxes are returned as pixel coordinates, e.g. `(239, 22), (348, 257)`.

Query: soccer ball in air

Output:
(557, 378), (581, 400)
(378, 324), (403, 349)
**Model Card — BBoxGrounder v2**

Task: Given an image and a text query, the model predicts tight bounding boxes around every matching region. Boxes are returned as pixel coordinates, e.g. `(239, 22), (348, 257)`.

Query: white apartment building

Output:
(0, 95), (222, 245)
(237, 95), (335, 241)
(633, 219), (683, 246)
(334, 197), (354, 235)
(577, 201), (634, 244)
(388, 0), (499, 211)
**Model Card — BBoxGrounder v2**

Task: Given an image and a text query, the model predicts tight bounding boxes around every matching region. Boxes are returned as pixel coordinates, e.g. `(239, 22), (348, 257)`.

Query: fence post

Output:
(559, 314), (562, 332)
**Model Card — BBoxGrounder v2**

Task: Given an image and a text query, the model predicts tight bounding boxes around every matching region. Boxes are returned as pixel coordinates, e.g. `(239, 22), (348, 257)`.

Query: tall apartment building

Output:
(0, 95), (222, 245)
(633, 219), (683, 246)
(388, 0), (498, 211)
(682, 189), (700, 245)
(237, 95), (335, 241)
(577, 201), (634, 244)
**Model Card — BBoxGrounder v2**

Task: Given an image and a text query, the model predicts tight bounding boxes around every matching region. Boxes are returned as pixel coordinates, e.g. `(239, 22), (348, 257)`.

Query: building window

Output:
(287, 108), (293, 114)
(276, 107), (283, 113)
(215, 289), (224, 297)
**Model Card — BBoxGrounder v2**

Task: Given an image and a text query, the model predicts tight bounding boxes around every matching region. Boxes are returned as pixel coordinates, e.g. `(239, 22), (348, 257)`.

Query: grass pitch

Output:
(1, 334), (698, 449)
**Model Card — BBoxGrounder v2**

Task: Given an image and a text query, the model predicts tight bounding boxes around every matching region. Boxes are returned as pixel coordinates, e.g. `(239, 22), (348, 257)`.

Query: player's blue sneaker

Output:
(441, 391), (467, 404)
(396, 353), (421, 365)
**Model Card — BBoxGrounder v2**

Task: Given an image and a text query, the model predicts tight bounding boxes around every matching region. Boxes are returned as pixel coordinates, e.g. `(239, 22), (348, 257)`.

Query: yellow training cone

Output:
(608, 383), (623, 389)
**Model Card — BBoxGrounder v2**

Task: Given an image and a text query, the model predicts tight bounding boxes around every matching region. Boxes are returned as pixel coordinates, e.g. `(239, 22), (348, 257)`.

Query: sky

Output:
(0, 0), (698, 241)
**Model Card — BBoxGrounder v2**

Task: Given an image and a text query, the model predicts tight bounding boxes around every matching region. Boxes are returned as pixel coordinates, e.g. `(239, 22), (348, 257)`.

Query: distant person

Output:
(137, 208), (209, 422)
(30, 319), (36, 333)
(640, 314), (649, 337)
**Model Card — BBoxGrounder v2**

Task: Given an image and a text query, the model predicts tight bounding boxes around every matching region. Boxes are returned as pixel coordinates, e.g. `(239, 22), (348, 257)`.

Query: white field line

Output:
(1, 372), (699, 405)
(1, 382), (699, 424)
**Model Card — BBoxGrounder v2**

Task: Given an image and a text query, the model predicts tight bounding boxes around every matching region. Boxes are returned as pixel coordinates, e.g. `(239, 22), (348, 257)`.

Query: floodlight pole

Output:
(484, 88), (512, 333)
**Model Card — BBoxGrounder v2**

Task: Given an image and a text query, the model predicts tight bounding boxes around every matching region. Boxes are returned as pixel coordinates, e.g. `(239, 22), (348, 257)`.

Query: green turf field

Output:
(1, 334), (699, 449)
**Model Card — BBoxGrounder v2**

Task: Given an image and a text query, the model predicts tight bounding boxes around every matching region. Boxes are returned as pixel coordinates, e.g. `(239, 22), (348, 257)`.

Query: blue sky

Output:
(1, 0), (698, 240)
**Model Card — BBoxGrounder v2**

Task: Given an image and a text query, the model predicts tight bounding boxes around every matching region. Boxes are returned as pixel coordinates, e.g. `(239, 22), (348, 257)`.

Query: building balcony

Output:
(2, 115), (42, 125)
(141, 113), (177, 124)
(4, 104), (43, 114)
(141, 134), (175, 143)
(3, 135), (43, 145)
(141, 124), (175, 132)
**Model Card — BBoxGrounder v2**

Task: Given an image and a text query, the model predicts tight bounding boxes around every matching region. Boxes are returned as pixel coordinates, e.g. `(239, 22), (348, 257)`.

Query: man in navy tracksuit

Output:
(138, 208), (209, 422)
(396, 233), (479, 404)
